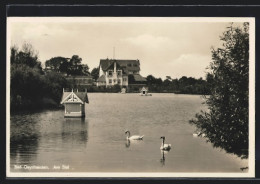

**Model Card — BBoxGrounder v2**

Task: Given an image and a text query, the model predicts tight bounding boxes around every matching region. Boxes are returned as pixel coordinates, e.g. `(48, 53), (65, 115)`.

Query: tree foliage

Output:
(90, 67), (99, 81)
(11, 43), (69, 111)
(68, 55), (83, 75)
(45, 57), (68, 73)
(45, 55), (89, 76)
(11, 43), (42, 70)
(189, 23), (249, 158)
(145, 74), (209, 94)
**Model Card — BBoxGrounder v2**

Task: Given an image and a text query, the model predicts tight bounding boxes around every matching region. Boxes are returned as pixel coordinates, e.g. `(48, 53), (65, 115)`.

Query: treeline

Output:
(10, 43), (210, 111)
(84, 75), (210, 94)
(10, 44), (70, 111)
(45, 56), (89, 76)
(145, 75), (210, 94)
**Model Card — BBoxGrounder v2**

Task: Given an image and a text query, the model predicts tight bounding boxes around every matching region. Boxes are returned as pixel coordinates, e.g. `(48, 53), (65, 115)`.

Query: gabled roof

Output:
(133, 74), (147, 82)
(99, 59), (140, 72)
(75, 92), (89, 103)
(97, 74), (106, 82)
(61, 91), (89, 104)
(141, 87), (148, 91)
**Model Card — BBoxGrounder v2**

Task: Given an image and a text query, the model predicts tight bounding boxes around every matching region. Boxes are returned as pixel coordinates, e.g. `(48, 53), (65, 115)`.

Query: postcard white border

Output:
(6, 17), (255, 178)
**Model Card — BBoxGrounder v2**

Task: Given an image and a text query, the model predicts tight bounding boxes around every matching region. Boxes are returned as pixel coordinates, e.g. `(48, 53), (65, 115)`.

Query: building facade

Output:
(96, 59), (146, 88)
(66, 75), (93, 88)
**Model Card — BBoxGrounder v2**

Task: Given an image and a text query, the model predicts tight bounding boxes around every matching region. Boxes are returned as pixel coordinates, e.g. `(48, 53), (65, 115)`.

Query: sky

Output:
(8, 18), (245, 79)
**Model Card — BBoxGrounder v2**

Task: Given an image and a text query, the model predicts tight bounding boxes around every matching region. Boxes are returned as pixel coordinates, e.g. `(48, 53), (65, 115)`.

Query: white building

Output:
(96, 59), (146, 88)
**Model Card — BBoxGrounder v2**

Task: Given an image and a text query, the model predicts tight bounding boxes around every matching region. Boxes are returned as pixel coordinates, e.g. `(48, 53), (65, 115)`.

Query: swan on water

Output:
(193, 132), (200, 137)
(160, 136), (171, 151)
(125, 130), (144, 140)
(193, 132), (206, 137)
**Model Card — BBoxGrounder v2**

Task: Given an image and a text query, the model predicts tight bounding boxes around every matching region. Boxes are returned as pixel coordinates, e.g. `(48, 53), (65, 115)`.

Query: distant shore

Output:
(10, 92), (206, 113)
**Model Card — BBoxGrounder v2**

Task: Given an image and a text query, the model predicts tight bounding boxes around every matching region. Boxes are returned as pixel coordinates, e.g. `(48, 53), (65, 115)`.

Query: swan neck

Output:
(161, 139), (165, 146)
(126, 131), (130, 138)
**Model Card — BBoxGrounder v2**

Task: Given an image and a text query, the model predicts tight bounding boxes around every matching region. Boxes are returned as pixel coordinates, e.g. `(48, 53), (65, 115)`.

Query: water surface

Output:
(10, 93), (247, 173)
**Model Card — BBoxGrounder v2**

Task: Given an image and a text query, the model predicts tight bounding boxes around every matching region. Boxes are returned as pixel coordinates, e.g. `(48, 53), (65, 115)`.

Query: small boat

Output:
(121, 88), (126, 94)
(140, 87), (152, 96)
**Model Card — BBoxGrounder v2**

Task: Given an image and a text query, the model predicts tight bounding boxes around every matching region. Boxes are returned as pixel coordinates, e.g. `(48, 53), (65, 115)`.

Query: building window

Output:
(113, 79), (117, 83)
(118, 79), (121, 84)
(108, 70), (113, 76)
(134, 64), (138, 67)
(123, 78), (127, 82)
(109, 79), (112, 84)
(133, 71), (138, 74)
(127, 63), (132, 67)
(117, 71), (121, 76)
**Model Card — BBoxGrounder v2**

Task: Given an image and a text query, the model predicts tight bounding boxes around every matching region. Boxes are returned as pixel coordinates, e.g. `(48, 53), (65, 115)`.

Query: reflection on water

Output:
(10, 93), (248, 173)
(125, 140), (130, 148)
(160, 150), (170, 167)
(125, 139), (144, 148)
(62, 118), (88, 149)
(10, 114), (41, 166)
(160, 151), (166, 166)
(10, 111), (89, 169)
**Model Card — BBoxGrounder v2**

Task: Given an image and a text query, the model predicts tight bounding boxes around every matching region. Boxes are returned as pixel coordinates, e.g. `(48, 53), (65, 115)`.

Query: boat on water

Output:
(121, 87), (126, 94)
(140, 87), (152, 96)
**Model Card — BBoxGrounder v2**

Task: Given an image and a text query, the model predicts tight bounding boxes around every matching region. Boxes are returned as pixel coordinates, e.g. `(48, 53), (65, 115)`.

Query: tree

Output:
(68, 55), (83, 75)
(166, 76), (172, 81)
(45, 57), (68, 72)
(45, 55), (90, 76)
(11, 43), (42, 70)
(11, 64), (44, 109)
(163, 79), (171, 86)
(69, 55), (82, 65)
(42, 72), (68, 103)
(82, 64), (90, 76)
(91, 67), (99, 81)
(10, 43), (69, 110)
(146, 75), (156, 85)
(10, 43), (44, 110)
(189, 23), (249, 158)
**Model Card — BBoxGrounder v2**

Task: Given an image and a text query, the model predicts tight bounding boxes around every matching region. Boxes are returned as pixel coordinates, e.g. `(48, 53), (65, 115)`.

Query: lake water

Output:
(10, 93), (247, 173)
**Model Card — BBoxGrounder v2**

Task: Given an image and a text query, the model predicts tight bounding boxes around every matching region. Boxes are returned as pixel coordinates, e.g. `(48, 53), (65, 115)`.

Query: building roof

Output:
(99, 59), (140, 73)
(97, 74), (106, 82)
(133, 74), (147, 82)
(75, 92), (89, 103)
(61, 91), (89, 104)
(141, 87), (148, 91)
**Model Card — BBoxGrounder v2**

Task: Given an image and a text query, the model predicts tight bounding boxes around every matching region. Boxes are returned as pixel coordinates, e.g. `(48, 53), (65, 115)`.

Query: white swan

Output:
(125, 130), (144, 140)
(193, 132), (206, 137)
(160, 136), (171, 151)
(192, 133), (199, 137)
